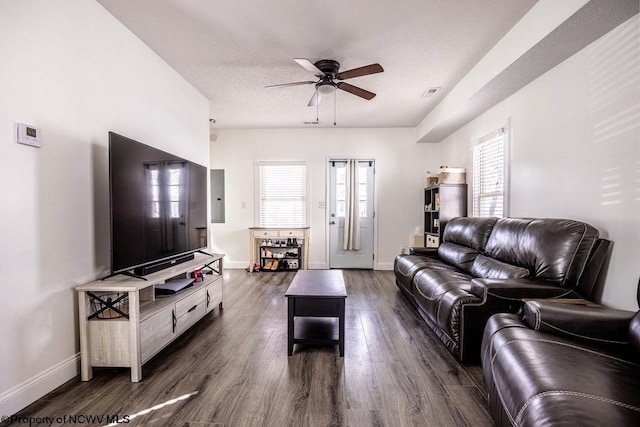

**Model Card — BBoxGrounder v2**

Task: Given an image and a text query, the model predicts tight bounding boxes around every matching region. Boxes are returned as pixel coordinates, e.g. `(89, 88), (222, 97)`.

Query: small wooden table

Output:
(285, 270), (347, 356)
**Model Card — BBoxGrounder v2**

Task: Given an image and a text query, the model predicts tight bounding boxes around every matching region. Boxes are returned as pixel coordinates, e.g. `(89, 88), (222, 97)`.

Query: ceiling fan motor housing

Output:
(314, 59), (340, 78)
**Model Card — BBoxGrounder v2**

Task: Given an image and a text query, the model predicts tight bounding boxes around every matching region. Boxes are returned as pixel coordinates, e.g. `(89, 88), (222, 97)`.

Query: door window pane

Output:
(336, 167), (346, 217)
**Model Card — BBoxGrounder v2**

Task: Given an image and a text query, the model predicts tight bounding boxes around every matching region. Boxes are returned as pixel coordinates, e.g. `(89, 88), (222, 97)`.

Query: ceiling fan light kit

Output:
(317, 83), (336, 95)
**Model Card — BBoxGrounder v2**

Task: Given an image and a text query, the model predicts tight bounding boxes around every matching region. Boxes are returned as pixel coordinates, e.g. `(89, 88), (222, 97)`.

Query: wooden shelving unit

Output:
(424, 184), (467, 247)
(259, 242), (302, 271)
(248, 227), (310, 272)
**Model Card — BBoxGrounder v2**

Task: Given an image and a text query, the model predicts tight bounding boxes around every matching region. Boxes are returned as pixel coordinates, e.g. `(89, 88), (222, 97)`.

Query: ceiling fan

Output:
(266, 58), (384, 106)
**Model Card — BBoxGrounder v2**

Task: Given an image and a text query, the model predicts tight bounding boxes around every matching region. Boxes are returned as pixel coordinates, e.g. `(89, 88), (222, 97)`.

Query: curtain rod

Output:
(330, 159), (374, 167)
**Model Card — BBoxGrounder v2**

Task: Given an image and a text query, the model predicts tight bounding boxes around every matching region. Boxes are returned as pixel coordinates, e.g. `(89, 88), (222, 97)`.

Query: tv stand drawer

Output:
(175, 288), (206, 318)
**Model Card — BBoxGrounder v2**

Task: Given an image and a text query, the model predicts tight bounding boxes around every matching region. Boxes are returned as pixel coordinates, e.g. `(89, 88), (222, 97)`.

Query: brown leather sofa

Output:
(394, 217), (610, 361)
(481, 292), (640, 426)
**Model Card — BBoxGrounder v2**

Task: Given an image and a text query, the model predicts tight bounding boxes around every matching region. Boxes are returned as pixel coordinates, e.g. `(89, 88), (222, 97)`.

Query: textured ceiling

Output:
(97, 0), (537, 129)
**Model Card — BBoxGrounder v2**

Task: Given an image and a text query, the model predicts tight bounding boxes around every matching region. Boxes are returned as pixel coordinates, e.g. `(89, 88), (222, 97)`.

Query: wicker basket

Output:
(438, 167), (466, 184)
(425, 175), (439, 187)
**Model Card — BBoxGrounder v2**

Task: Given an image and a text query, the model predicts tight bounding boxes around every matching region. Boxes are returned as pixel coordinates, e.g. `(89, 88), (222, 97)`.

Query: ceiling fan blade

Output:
(265, 80), (316, 88)
(294, 58), (326, 77)
(308, 89), (321, 107)
(336, 63), (384, 80)
(337, 82), (376, 100)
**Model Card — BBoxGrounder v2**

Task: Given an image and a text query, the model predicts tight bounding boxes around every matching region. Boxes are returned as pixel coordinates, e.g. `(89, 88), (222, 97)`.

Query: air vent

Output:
(421, 87), (441, 98)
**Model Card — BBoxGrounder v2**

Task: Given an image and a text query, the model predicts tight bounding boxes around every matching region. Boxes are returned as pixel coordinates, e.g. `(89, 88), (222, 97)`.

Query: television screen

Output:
(109, 132), (208, 275)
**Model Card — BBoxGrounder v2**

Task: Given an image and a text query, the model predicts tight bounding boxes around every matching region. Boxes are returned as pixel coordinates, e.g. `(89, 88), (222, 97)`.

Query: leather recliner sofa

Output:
(394, 217), (610, 361)
(481, 292), (640, 426)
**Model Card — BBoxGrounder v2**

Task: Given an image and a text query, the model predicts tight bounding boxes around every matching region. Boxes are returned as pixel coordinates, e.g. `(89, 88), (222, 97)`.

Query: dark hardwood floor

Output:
(7, 270), (494, 426)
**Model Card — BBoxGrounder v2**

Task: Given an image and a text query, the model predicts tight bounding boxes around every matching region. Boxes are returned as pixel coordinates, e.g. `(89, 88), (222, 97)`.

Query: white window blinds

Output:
(257, 162), (307, 227)
(473, 129), (506, 217)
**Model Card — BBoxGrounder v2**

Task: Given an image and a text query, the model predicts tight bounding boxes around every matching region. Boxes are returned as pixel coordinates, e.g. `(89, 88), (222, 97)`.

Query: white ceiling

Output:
(97, 0), (538, 129)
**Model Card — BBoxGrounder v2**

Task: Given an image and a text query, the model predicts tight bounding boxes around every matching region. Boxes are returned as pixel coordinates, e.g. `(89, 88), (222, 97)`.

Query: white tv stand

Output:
(75, 253), (224, 382)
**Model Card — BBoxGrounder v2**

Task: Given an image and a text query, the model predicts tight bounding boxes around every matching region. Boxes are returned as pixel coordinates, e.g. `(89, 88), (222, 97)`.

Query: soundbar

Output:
(133, 253), (196, 276)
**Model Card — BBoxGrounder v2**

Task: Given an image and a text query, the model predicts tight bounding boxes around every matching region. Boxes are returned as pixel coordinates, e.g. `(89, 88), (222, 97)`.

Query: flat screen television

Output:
(109, 132), (208, 276)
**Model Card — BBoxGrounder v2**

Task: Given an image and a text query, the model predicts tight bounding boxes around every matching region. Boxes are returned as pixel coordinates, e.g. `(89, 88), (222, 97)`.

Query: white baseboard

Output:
(308, 262), (328, 270)
(223, 261), (250, 269)
(225, 261), (333, 270)
(375, 261), (394, 271)
(207, 260), (395, 271)
(0, 353), (80, 416)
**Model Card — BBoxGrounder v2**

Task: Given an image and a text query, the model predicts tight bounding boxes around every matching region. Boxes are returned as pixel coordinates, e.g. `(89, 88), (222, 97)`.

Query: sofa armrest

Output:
(522, 299), (635, 346)
(469, 278), (580, 301)
(409, 247), (439, 257)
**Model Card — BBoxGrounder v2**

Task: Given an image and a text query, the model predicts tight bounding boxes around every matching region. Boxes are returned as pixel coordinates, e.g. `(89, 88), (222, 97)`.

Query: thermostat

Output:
(16, 122), (41, 148)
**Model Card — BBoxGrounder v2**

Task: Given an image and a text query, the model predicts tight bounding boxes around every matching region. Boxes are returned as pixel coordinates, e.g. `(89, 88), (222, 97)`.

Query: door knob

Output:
(330, 221), (336, 225)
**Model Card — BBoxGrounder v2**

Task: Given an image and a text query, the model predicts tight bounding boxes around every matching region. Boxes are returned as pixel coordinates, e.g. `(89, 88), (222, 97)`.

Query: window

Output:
(473, 128), (508, 217)
(334, 161), (369, 219)
(257, 161), (307, 227)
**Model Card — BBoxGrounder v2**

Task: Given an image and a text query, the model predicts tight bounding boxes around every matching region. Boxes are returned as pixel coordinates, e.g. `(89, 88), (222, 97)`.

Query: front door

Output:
(329, 159), (375, 269)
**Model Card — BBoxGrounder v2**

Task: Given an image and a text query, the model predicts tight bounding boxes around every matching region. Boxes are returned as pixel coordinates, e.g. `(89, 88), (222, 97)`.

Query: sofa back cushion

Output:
(484, 218), (599, 287)
(437, 243), (477, 273)
(442, 217), (498, 252)
(471, 254), (530, 279)
(437, 217), (498, 273)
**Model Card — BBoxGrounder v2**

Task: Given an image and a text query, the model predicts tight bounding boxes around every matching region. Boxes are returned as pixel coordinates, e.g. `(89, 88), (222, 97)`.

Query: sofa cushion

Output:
(484, 218), (599, 287)
(437, 242), (478, 273)
(442, 216), (498, 252)
(471, 254), (529, 279)
(394, 254), (456, 295)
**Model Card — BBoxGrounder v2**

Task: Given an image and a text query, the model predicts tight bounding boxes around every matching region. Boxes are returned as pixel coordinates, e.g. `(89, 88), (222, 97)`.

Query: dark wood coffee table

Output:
(285, 270), (347, 356)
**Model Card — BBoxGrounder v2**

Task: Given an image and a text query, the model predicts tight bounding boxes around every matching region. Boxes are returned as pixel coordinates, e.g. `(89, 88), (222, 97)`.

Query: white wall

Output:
(0, 0), (209, 415)
(416, 0), (590, 141)
(210, 128), (439, 270)
(438, 16), (640, 310)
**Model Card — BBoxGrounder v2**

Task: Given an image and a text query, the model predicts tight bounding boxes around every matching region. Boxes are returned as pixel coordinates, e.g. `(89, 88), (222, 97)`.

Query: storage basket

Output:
(426, 234), (440, 248)
(88, 292), (129, 319)
(438, 167), (466, 184)
(425, 175), (439, 188)
(411, 234), (424, 247)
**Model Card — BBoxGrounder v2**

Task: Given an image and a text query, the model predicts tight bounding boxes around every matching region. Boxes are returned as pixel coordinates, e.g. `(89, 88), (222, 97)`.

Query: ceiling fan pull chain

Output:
(334, 89), (337, 126)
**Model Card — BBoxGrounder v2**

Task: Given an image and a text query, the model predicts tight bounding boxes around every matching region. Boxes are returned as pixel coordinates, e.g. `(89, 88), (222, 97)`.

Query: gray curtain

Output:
(343, 159), (360, 250)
